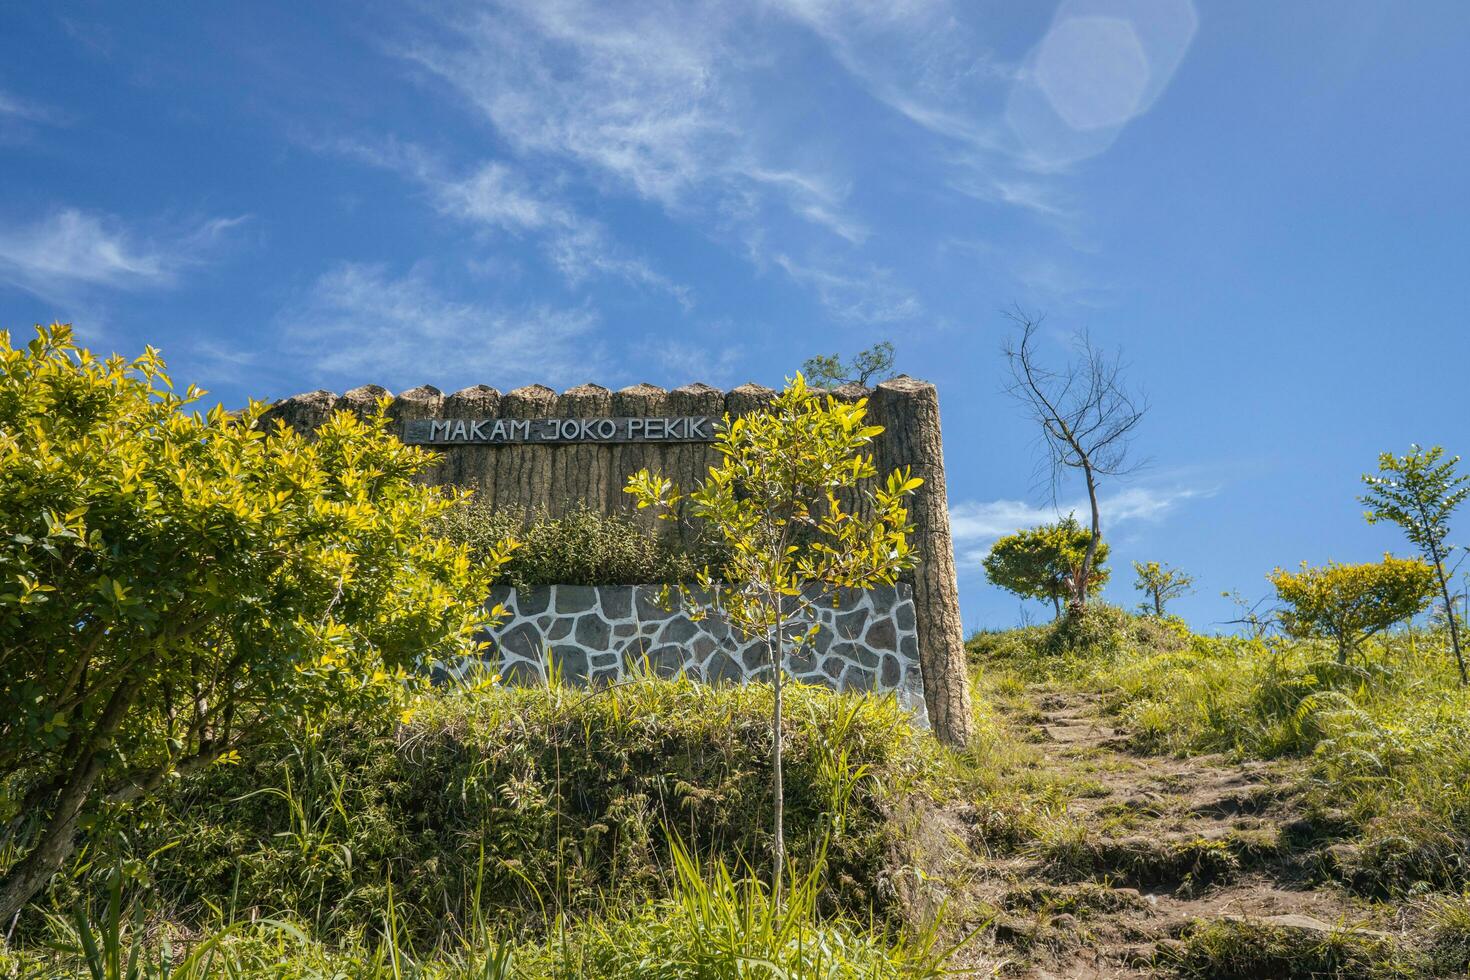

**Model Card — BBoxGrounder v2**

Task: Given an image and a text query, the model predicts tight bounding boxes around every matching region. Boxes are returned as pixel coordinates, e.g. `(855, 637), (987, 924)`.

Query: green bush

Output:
(1044, 602), (1134, 655)
(1163, 916), (1417, 978)
(0, 325), (506, 923)
(1044, 603), (1191, 658)
(965, 603), (1189, 677)
(437, 500), (724, 590)
(67, 676), (937, 946)
(965, 626), (1048, 663)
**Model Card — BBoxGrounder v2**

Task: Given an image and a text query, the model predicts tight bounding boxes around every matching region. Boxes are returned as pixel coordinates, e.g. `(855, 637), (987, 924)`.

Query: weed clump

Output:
(1161, 916), (1417, 979)
(1425, 891), (1470, 976)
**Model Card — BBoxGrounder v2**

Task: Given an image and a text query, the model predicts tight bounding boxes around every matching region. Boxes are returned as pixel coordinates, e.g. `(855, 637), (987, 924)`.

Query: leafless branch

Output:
(1001, 308), (1150, 610)
(1002, 310), (1149, 493)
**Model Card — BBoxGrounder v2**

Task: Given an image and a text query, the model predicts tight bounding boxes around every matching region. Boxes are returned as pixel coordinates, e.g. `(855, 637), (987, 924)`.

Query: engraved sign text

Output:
(403, 416), (719, 445)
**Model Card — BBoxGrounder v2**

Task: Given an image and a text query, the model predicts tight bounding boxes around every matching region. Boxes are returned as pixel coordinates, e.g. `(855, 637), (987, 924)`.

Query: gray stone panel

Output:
(471, 582), (927, 726)
(518, 587), (553, 617)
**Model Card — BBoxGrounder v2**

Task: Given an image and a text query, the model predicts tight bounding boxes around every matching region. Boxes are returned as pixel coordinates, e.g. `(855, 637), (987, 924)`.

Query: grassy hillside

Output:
(962, 606), (1470, 977)
(2, 676), (956, 978)
(971, 607), (1470, 896)
(8, 610), (1470, 977)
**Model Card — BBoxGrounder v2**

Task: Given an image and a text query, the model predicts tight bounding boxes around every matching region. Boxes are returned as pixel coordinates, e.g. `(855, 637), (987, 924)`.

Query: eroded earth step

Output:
(952, 684), (1415, 978)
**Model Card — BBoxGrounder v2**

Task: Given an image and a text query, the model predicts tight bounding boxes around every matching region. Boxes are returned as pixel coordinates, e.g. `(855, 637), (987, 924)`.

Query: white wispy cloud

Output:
(402, 1), (869, 249)
(655, 342), (745, 384)
(438, 162), (693, 306)
(742, 167), (869, 245)
(0, 210), (170, 291)
(0, 89), (60, 124)
(322, 135), (691, 304)
(410, 1), (744, 205)
(772, 253), (921, 324)
(435, 161), (553, 231)
(950, 483), (1213, 566)
(954, 175), (1072, 220)
(0, 208), (245, 304)
(377, 0), (1194, 325)
(950, 498), (1062, 546)
(766, 0), (1012, 144)
(279, 262), (601, 389)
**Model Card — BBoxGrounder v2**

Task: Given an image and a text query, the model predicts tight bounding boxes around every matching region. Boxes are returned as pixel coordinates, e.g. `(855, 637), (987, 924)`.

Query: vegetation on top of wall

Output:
(801, 340), (898, 388)
(437, 499), (727, 590)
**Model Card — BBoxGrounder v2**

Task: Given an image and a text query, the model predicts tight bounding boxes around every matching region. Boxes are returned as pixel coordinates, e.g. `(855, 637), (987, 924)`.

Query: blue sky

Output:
(3, 1), (1468, 632)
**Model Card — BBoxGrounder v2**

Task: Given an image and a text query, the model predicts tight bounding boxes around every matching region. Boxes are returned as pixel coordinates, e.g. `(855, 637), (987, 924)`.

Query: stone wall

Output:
(451, 583), (926, 723)
(262, 377), (973, 744)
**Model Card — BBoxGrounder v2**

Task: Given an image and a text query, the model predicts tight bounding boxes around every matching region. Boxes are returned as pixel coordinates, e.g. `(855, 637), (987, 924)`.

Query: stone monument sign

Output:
(263, 378), (974, 746)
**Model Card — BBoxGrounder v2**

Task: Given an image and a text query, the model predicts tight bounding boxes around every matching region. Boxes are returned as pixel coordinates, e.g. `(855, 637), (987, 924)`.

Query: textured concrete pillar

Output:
(443, 385), (501, 494)
(391, 385), (444, 421)
(555, 384), (614, 518)
(392, 385), (446, 484)
(610, 384), (669, 528)
(337, 384), (391, 419)
(724, 382), (775, 418)
(668, 383), (725, 549)
(259, 389), (336, 435)
(824, 383), (874, 524)
(871, 377), (973, 746)
(500, 385), (557, 517)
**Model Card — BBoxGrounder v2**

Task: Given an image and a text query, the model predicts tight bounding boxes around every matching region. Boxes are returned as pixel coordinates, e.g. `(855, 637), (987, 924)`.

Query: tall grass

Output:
(8, 838), (957, 978)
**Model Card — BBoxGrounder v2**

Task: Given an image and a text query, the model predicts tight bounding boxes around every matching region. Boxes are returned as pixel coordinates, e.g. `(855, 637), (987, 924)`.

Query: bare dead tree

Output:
(1218, 589), (1279, 640)
(1002, 311), (1148, 613)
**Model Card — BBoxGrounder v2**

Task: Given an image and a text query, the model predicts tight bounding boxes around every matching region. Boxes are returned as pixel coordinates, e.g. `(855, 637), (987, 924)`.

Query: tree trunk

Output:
(1428, 542), (1469, 685)
(770, 607), (785, 905)
(1078, 464), (1101, 612)
(0, 678), (138, 928)
(0, 754), (102, 929)
(1051, 592), (1062, 621)
(1153, 591), (1163, 617)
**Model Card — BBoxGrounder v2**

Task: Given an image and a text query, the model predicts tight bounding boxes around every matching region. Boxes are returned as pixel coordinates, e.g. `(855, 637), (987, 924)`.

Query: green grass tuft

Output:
(1162, 917), (1420, 979)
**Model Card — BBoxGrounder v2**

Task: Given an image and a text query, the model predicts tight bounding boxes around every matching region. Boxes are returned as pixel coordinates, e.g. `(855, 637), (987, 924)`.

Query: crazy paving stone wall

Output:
(457, 583), (927, 724)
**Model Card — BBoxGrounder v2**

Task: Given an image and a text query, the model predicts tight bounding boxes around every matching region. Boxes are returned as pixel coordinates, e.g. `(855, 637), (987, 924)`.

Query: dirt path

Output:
(947, 686), (1403, 978)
